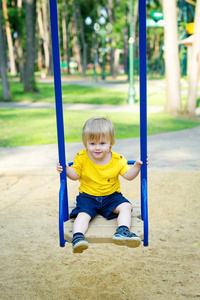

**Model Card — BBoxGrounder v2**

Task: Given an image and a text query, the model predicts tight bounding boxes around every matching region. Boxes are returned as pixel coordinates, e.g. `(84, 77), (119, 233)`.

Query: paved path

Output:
(0, 126), (199, 171)
(0, 101), (164, 114)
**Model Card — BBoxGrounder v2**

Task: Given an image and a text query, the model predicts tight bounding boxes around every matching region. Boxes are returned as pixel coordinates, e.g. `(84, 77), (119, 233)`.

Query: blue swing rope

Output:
(49, 0), (148, 247)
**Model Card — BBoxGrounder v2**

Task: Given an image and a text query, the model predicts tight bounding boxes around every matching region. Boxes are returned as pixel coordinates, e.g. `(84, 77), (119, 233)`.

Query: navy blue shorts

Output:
(70, 192), (131, 220)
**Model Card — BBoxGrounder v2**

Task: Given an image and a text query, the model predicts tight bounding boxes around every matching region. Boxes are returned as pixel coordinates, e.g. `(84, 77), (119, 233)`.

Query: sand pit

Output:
(0, 168), (199, 299)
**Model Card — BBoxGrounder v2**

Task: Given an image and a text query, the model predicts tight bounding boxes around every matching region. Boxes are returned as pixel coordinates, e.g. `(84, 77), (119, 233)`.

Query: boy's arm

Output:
(57, 162), (80, 181)
(122, 160), (142, 181)
(122, 157), (149, 181)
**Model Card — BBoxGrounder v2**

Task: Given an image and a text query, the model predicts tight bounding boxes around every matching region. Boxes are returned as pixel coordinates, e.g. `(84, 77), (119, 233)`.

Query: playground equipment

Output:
(49, 0), (148, 247)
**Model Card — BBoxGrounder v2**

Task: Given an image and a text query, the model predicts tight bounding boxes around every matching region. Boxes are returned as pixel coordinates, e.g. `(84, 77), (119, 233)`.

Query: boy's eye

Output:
(101, 142), (105, 145)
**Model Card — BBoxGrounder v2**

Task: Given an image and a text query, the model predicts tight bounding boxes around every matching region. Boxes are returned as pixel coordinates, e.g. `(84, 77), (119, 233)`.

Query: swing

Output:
(49, 0), (148, 247)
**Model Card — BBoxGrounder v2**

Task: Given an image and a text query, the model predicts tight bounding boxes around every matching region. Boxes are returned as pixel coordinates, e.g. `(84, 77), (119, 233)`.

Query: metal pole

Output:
(139, 0), (148, 246)
(49, 0), (69, 246)
(128, 0), (136, 104)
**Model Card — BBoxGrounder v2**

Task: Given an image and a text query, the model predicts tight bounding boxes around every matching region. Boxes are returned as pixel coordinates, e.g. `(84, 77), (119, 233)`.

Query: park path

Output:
(0, 100), (164, 113)
(0, 126), (199, 171)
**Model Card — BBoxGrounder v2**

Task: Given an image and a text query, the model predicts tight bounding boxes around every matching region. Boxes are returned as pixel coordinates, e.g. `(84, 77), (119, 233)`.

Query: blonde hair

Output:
(82, 117), (115, 148)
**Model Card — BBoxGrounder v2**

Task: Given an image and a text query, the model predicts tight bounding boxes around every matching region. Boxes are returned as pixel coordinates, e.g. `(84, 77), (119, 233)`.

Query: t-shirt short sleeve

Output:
(119, 156), (130, 176)
(71, 151), (85, 176)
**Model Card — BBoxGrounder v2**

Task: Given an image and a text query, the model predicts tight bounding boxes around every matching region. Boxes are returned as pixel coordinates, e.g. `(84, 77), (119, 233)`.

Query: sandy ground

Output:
(0, 166), (200, 300)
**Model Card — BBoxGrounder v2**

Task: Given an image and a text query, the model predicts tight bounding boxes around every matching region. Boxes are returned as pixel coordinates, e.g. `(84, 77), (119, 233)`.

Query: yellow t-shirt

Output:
(71, 150), (130, 196)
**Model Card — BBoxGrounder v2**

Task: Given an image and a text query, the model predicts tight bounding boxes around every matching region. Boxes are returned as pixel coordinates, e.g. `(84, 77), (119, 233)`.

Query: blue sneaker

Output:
(71, 234), (89, 253)
(112, 227), (141, 248)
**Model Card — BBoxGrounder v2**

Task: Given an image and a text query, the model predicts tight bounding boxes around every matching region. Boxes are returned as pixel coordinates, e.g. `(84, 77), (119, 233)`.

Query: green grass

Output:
(147, 92), (165, 106)
(0, 108), (199, 147)
(0, 78), (199, 147)
(3, 82), (127, 105)
(1, 80), (199, 108)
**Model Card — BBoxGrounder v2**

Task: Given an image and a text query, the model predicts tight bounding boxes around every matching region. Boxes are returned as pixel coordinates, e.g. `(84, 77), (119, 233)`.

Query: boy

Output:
(57, 117), (148, 253)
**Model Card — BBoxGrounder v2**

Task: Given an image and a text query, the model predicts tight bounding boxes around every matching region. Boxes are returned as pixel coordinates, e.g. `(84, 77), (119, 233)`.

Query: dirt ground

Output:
(0, 168), (200, 300)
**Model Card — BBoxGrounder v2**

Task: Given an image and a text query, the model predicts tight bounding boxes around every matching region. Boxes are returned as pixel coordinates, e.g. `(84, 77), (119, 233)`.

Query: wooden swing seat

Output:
(64, 199), (143, 243)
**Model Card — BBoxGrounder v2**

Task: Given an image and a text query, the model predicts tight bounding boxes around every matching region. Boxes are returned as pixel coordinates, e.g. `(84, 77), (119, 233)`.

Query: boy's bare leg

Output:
(73, 212), (91, 234)
(112, 202), (132, 228)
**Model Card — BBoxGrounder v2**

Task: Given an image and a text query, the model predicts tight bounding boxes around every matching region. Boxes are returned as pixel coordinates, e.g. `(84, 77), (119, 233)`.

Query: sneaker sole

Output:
(73, 241), (89, 253)
(112, 237), (141, 248)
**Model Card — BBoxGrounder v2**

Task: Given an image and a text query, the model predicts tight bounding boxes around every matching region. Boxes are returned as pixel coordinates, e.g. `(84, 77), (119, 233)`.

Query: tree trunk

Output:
(37, 39), (43, 70)
(2, 0), (17, 76)
(0, 5), (12, 100)
(185, 0), (200, 116)
(37, 0), (50, 70)
(24, 0), (37, 92)
(66, 16), (70, 74)
(75, 0), (86, 76)
(163, 0), (181, 115)
(42, 0), (50, 70)
(132, 0), (138, 77)
(46, 0), (53, 76)
(62, 0), (67, 62)
(17, 0), (25, 83)
(72, 0), (82, 73)
(122, 7), (129, 76)
(132, 0), (138, 42)
(62, 0), (70, 74)
(107, 0), (114, 77)
(113, 49), (122, 76)
(37, 0), (44, 68)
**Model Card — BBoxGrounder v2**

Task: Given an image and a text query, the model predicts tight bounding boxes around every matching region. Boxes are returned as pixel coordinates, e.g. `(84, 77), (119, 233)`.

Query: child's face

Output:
(86, 136), (112, 161)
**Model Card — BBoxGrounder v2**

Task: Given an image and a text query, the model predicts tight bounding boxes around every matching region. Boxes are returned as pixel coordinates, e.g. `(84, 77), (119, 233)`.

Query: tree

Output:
(37, 0), (50, 70)
(62, 0), (70, 74)
(16, 0), (25, 83)
(185, 0), (200, 117)
(0, 1), (12, 100)
(163, 0), (182, 115)
(2, 0), (17, 76)
(76, 0), (87, 76)
(107, 0), (114, 76)
(24, 0), (37, 92)
(72, 0), (83, 73)
(106, 0), (128, 77)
